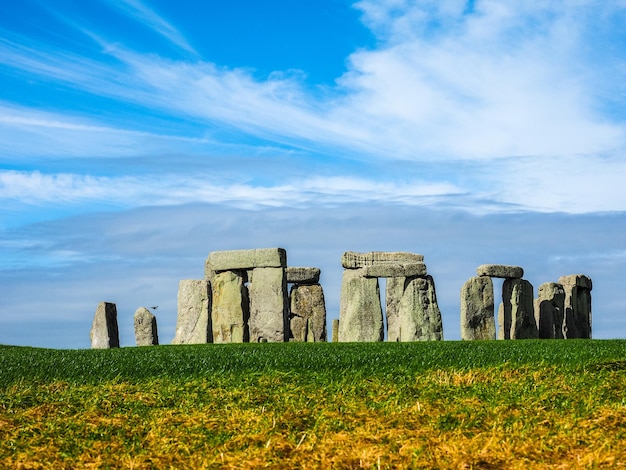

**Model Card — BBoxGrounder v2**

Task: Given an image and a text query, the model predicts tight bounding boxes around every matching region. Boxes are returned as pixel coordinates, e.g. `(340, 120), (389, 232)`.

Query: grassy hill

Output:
(1, 340), (626, 468)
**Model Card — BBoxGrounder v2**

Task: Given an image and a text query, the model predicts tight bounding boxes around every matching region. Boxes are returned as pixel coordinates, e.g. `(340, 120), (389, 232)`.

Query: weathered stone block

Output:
(332, 319), (339, 343)
(460, 276), (495, 340)
(559, 274), (592, 339)
(558, 274), (592, 290)
(134, 307), (159, 346)
(90, 302), (120, 349)
(285, 267), (320, 284)
(385, 277), (405, 342)
(535, 282), (565, 339)
(501, 279), (538, 339)
(289, 284), (327, 342)
(206, 248), (287, 273)
(341, 251), (424, 269)
(211, 271), (249, 343)
(362, 263), (427, 278)
(497, 302), (506, 340)
(477, 264), (524, 279)
(398, 275), (443, 341)
(338, 268), (384, 342)
(248, 267), (288, 342)
(172, 280), (211, 344)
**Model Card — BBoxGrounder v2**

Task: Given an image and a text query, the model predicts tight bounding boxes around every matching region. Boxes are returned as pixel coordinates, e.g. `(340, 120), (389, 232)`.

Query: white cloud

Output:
(0, 102), (214, 159)
(1, 2), (626, 215)
(0, 170), (464, 209)
(485, 153), (626, 213)
(4, 2), (625, 163)
(104, 0), (197, 55)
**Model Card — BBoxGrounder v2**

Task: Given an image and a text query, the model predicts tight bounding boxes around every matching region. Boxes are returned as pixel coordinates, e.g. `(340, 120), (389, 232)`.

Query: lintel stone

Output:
(206, 248), (287, 272)
(286, 267), (320, 284)
(477, 264), (524, 279)
(342, 251), (424, 269)
(362, 263), (427, 278)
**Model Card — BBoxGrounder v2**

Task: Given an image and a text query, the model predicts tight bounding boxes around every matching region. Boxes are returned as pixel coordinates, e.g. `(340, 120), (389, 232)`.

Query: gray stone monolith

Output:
(385, 276), (405, 342)
(332, 319), (339, 342)
(534, 282), (565, 339)
(500, 279), (538, 339)
(460, 276), (496, 340)
(338, 268), (384, 342)
(211, 270), (249, 343)
(172, 280), (211, 344)
(559, 274), (592, 339)
(289, 284), (327, 342)
(134, 307), (159, 346)
(90, 302), (120, 349)
(248, 267), (289, 342)
(497, 302), (507, 340)
(477, 264), (524, 279)
(398, 275), (443, 341)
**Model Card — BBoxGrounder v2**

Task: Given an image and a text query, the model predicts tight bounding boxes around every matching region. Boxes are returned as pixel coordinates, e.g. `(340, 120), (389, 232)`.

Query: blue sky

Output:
(1, 0), (626, 348)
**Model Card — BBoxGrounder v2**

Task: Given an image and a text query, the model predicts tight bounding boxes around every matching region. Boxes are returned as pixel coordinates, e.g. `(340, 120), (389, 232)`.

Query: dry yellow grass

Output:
(2, 365), (626, 469)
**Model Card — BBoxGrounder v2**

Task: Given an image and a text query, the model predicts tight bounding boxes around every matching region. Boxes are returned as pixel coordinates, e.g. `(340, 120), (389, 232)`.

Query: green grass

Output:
(1, 341), (626, 468)
(2, 340), (626, 386)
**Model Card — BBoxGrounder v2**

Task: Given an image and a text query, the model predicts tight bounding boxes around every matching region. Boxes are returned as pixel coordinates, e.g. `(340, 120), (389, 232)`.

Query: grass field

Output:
(1, 340), (626, 468)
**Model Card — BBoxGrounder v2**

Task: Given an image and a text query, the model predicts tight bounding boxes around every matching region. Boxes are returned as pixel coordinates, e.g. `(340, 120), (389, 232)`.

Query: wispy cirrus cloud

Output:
(0, 102), (212, 160)
(102, 0), (197, 55)
(0, 170), (464, 209)
(1, 1), (625, 218)
(3, 2), (625, 163)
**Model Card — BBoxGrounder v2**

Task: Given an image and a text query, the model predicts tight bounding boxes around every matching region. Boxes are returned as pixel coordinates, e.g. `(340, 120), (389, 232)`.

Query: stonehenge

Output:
(172, 248), (328, 344)
(90, 248), (593, 347)
(461, 265), (592, 340)
(338, 252), (443, 342)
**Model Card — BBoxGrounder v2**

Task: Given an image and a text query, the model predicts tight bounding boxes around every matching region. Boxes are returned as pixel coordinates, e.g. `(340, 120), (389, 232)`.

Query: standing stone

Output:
(332, 319), (339, 343)
(559, 274), (592, 339)
(211, 271), (249, 343)
(134, 307), (159, 346)
(501, 279), (538, 339)
(90, 302), (120, 349)
(535, 283), (565, 339)
(497, 302), (506, 340)
(172, 280), (211, 344)
(248, 267), (289, 342)
(338, 268), (384, 342)
(385, 277), (405, 342)
(398, 275), (443, 341)
(289, 284), (327, 342)
(460, 276), (496, 340)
